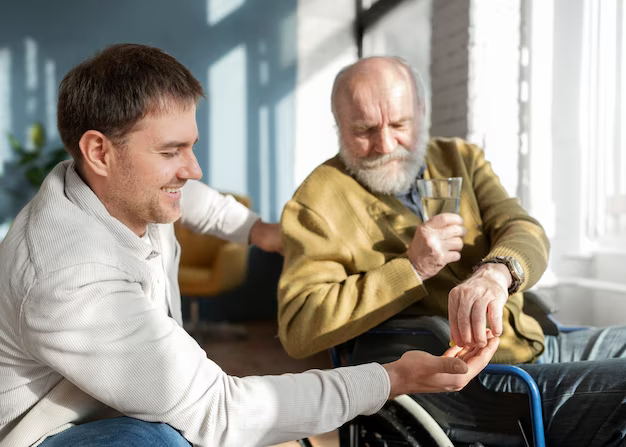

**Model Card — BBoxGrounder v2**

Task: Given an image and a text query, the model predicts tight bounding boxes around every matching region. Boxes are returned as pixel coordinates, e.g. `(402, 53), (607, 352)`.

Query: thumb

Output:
(436, 356), (468, 374)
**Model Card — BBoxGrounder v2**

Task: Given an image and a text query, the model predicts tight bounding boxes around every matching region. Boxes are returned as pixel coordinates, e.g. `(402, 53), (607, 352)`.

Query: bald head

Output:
(332, 57), (429, 195)
(331, 57), (425, 121)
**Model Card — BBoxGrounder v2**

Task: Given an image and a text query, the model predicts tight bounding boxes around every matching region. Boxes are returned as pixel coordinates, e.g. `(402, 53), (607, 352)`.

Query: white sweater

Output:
(0, 161), (389, 447)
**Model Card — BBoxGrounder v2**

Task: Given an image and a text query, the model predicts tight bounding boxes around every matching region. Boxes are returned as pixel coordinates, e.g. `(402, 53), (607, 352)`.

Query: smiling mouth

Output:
(161, 187), (181, 194)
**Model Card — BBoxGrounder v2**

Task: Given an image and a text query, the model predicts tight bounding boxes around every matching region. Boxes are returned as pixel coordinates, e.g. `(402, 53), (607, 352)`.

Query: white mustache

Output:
(358, 147), (414, 170)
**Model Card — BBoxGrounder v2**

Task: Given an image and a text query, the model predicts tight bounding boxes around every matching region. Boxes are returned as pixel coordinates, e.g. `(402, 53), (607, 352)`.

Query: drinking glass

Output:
(416, 177), (462, 220)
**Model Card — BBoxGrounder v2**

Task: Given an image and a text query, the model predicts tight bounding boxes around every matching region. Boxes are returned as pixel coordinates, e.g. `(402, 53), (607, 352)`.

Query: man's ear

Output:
(78, 130), (111, 177)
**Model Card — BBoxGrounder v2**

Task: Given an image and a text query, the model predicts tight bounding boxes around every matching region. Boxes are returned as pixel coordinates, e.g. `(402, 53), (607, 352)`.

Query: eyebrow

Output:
(391, 116), (413, 124)
(158, 138), (199, 149)
(352, 116), (413, 128)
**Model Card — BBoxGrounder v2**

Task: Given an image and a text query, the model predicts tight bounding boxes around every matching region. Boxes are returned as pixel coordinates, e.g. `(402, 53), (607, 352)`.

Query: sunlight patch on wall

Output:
(24, 38), (38, 134)
(279, 13), (297, 69)
(0, 48), (11, 176)
(25, 38), (37, 92)
(206, 0), (245, 26)
(208, 44), (247, 194)
(274, 93), (294, 216)
(258, 105), (270, 221)
(469, 0), (521, 200)
(45, 59), (57, 142)
(527, 0), (556, 238)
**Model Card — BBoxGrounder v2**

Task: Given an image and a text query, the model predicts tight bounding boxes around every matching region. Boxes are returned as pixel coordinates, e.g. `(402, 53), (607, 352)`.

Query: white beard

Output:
(339, 134), (428, 195)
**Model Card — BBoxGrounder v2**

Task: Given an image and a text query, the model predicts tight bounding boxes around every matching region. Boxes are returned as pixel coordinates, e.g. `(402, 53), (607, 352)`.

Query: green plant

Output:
(6, 122), (68, 195)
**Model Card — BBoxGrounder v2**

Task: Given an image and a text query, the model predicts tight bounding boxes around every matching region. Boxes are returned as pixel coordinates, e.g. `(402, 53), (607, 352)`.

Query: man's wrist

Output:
(407, 257), (423, 281)
(473, 263), (512, 292)
(248, 218), (264, 246)
(382, 362), (400, 399)
(474, 256), (524, 294)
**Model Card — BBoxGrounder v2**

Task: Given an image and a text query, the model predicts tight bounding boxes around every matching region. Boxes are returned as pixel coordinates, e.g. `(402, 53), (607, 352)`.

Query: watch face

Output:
(510, 258), (523, 276)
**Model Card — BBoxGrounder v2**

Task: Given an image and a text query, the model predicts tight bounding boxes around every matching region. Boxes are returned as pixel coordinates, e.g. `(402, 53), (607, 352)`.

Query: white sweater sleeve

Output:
(21, 264), (389, 447)
(179, 180), (260, 245)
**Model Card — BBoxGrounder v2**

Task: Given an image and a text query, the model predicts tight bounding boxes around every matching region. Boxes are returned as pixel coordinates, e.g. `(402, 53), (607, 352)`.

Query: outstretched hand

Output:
(383, 331), (499, 398)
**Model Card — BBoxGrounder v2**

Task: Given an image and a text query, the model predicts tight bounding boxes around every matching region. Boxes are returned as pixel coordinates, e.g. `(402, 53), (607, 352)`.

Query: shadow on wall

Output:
(0, 0), (297, 223)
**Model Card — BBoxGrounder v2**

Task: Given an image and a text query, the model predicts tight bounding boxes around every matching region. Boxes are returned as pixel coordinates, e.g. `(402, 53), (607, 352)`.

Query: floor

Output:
(201, 320), (339, 447)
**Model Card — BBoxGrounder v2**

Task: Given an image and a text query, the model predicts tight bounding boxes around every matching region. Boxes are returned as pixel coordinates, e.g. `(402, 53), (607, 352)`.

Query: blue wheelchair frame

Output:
(324, 292), (586, 447)
(330, 329), (545, 447)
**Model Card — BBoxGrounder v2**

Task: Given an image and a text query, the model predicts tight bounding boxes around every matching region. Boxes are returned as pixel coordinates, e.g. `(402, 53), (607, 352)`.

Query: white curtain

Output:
(579, 0), (626, 239)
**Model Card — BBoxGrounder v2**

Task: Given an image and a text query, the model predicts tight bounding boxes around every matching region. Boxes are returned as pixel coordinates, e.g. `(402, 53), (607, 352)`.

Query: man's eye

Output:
(161, 152), (177, 158)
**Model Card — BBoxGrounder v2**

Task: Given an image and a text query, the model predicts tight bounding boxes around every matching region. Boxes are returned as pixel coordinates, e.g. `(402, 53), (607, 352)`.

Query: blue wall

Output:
(0, 0), (297, 223)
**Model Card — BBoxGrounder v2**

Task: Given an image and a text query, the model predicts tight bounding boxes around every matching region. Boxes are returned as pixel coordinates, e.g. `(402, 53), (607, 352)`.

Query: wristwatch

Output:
(477, 256), (525, 294)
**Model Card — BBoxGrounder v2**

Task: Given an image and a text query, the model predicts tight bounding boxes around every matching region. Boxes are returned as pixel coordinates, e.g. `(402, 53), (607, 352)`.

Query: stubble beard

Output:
(112, 161), (182, 231)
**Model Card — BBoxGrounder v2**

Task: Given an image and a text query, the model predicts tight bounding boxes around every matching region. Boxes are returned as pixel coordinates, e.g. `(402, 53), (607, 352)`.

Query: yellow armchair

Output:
(174, 194), (251, 340)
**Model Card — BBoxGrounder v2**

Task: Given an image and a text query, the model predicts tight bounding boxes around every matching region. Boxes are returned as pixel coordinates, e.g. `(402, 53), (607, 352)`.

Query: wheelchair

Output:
(301, 291), (582, 447)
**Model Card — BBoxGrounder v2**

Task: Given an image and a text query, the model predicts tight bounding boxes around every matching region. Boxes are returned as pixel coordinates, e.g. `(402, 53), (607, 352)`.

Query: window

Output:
(579, 0), (626, 244)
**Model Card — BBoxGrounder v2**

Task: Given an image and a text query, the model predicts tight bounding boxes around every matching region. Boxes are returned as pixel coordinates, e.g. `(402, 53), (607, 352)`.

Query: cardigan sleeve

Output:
(467, 143), (550, 291)
(20, 263), (389, 447)
(278, 198), (426, 359)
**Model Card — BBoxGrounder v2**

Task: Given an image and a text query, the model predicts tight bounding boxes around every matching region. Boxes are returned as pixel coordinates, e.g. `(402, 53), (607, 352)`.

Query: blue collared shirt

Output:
(395, 165), (426, 220)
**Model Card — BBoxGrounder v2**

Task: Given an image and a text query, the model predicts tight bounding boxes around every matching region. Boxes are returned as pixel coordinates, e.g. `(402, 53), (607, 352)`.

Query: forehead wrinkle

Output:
(345, 79), (413, 125)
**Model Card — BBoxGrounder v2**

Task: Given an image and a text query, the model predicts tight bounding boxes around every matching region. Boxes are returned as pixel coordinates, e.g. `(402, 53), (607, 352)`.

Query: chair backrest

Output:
(174, 193), (251, 268)
(174, 224), (225, 266)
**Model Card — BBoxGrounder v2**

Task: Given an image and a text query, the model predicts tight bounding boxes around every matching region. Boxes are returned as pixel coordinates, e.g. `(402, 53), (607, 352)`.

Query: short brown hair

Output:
(57, 43), (205, 160)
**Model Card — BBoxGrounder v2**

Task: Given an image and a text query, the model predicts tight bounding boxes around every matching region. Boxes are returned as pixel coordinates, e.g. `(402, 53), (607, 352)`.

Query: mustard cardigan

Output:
(278, 138), (550, 364)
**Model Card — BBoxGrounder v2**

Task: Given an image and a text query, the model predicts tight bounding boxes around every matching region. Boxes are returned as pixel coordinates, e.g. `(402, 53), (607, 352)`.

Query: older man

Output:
(278, 56), (626, 446)
(0, 46), (499, 447)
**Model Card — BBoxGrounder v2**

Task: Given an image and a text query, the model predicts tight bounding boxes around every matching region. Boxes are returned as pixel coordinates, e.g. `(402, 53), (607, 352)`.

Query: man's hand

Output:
(448, 263), (512, 348)
(383, 332), (499, 398)
(249, 220), (283, 254)
(407, 213), (466, 280)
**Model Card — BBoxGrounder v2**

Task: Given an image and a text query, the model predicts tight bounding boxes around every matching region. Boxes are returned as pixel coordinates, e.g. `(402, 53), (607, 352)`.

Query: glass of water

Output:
(416, 177), (463, 220)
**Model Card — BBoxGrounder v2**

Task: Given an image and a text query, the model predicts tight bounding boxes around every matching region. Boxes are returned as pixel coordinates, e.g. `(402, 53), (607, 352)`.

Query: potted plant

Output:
(4, 122), (68, 200)
(0, 123), (68, 239)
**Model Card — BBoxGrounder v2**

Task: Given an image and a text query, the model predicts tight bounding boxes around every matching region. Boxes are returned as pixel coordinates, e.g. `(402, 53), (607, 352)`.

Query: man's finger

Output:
(444, 250), (462, 264)
(443, 237), (464, 252)
(442, 345), (463, 357)
(456, 298), (473, 346)
(448, 292), (462, 347)
(487, 300), (505, 336)
(465, 336), (500, 373)
(426, 213), (464, 229)
(470, 302), (488, 347)
(442, 224), (467, 240)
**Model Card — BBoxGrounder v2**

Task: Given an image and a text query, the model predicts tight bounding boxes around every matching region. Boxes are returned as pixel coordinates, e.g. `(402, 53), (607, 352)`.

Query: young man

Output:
(0, 45), (498, 447)
(278, 56), (626, 446)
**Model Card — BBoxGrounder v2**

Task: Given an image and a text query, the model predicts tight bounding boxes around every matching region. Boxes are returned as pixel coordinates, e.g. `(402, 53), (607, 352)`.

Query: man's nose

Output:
(179, 152), (203, 180)
(373, 127), (395, 154)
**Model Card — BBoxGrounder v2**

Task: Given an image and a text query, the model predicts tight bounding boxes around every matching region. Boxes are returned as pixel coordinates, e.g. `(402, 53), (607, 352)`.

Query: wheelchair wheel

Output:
(339, 398), (449, 447)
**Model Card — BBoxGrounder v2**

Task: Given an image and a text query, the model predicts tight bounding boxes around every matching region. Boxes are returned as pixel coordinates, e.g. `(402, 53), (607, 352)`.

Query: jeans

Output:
(38, 417), (191, 447)
(350, 325), (626, 447)
(481, 326), (626, 447)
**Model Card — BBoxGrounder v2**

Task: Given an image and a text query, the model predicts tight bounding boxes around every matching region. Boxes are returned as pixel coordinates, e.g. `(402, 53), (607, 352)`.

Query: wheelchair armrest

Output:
(370, 315), (451, 344)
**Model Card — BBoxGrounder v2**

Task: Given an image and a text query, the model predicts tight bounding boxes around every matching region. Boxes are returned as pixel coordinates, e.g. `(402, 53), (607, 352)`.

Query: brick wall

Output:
(430, 0), (521, 196)
(430, 0), (471, 138)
